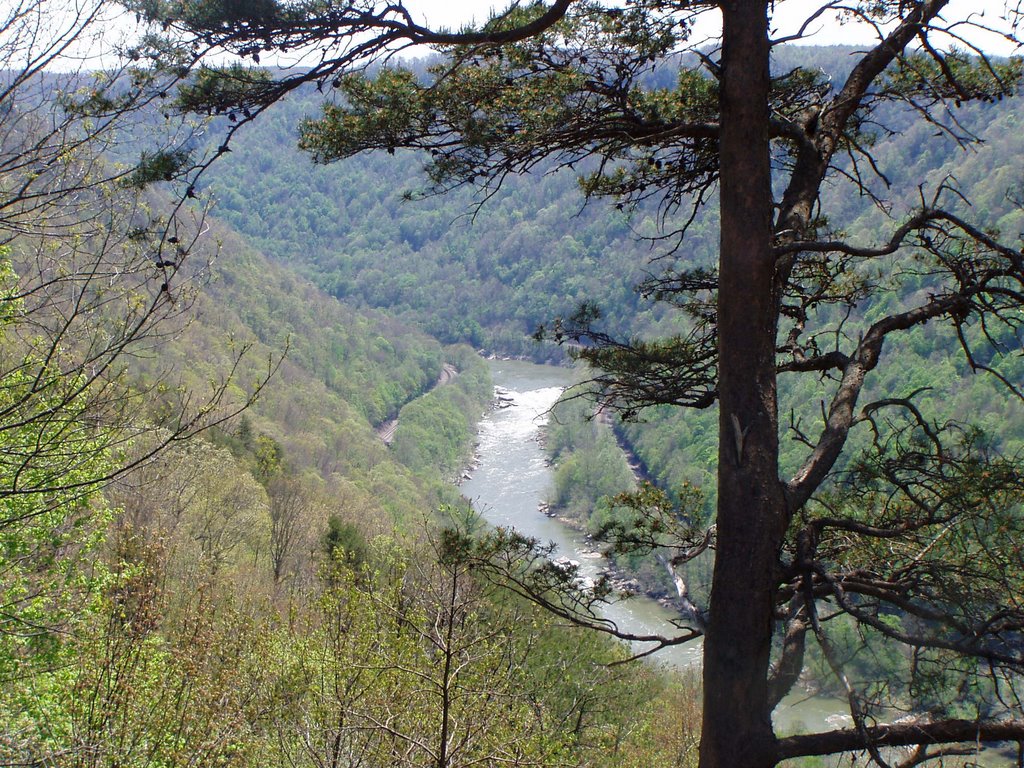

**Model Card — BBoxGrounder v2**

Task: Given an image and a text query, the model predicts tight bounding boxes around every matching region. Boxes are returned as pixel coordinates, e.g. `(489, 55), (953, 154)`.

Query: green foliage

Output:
(0, 253), (117, 502)
(12, 0), (1024, 755)
(272, 533), (687, 768)
(301, 69), (431, 159)
(122, 0), (1024, 757)
(391, 349), (492, 475)
(323, 514), (368, 567)
(546, 396), (636, 526)
(122, 213), (468, 540)
(1, 552), (282, 766)
(0, 251), (118, 689)
(0, 10), (705, 764)
(124, 147), (193, 187)
(197, 82), (660, 356)
(884, 49), (1022, 104)
(176, 63), (275, 115)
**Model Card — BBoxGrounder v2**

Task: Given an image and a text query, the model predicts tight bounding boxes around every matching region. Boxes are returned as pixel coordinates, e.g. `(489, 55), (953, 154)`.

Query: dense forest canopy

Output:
(185, 49), (1021, 366)
(192, 50), (1024, 563)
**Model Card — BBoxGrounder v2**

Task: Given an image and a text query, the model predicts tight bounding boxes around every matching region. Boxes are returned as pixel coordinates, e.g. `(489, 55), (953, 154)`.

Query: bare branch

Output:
(777, 718), (1024, 761)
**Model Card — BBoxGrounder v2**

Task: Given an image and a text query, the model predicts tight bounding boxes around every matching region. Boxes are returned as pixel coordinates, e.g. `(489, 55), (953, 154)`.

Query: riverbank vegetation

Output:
(546, 399), (636, 526)
(391, 347), (492, 477)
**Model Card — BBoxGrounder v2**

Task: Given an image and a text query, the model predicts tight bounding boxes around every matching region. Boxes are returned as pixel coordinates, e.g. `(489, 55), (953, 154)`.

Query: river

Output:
(459, 358), (849, 737)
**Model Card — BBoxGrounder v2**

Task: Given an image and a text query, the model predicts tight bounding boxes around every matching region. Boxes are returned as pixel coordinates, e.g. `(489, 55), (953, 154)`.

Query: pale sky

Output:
(402, 0), (1020, 55)
(36, 0), (1024, 72)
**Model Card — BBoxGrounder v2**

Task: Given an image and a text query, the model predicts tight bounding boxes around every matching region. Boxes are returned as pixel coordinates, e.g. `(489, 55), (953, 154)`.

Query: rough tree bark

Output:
(700, 1), (786, 765)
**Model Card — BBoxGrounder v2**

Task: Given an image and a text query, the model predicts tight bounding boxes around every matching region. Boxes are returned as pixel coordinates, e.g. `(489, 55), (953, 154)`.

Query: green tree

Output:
(0, 0), (279, 502)
(0, 8), (281, 758)
(323, 513), (368, 568)
(277, 530), (667, 768)
(133, 1), (1024, 766)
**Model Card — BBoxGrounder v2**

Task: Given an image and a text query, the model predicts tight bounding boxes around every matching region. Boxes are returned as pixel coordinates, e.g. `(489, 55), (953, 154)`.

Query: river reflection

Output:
(460, 358), (849, 737)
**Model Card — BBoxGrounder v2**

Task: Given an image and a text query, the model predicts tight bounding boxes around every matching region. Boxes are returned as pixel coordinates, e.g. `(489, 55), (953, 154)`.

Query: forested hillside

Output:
(198, 44), (1024, 527)
(141, 209), (493, 524)
(0, 125), (693, 768)
(199, 46), (1023, 355)
(0, 7), (703, 758)
(197, 73), (675, 355)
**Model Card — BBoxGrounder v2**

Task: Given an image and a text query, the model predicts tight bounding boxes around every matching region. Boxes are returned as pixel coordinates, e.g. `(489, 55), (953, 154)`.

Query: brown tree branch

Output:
(777, 718), (1024, 760)
(786, 292), (970, 511)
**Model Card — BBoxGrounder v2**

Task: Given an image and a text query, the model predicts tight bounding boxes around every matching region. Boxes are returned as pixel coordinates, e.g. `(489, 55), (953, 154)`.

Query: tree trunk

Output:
(698, 2), (787, 767)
